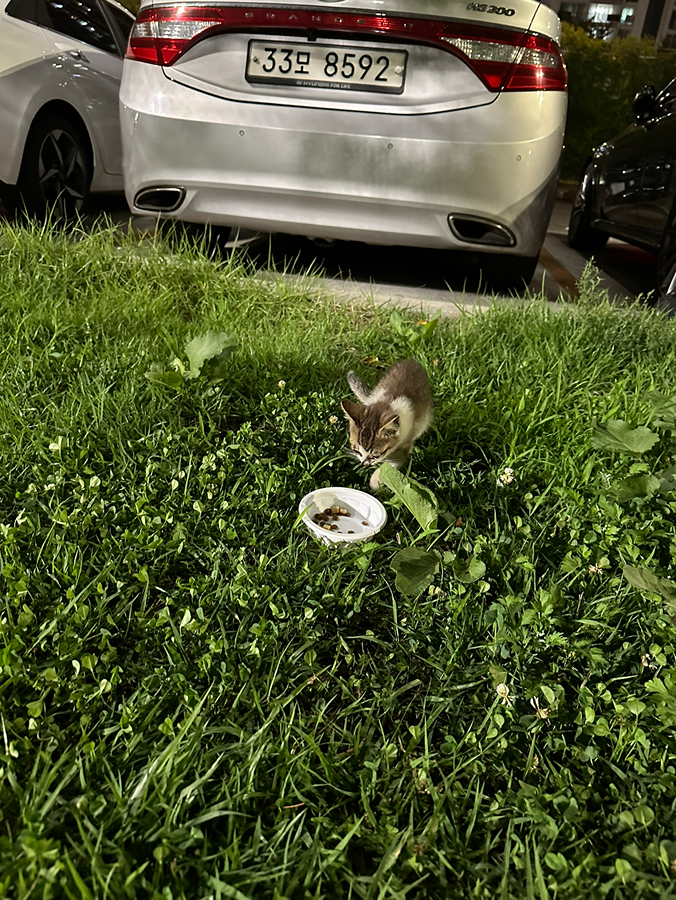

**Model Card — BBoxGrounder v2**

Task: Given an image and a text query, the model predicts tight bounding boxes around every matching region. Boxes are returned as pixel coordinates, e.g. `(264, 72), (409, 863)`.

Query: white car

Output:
(0, 0), (134, 218)
(120, 0), (567, 289)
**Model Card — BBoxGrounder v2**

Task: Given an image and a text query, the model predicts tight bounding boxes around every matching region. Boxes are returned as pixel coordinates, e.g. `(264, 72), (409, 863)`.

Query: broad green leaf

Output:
(644, 676), (667, 695)
(489, 663), (508, 686)
(647, 390), (676, 428)
(202, 345), (240, 381)
(660, 840), (676, 866)
(541, 684), (556, 705)
(592, 419), (659, 455)
(185, 331), (237, 380)
(623, 565), (676, 609)
(658, 466), (676, 494)
(453, 556), (486, 584)
(389, 310), (405, 333)
(615, 858), (633, 880)
(634, 805), (654, 826)
(616, 473), (661, 502)
(27, 698), (43, 718)
(145, 363), (183, 390)
(626, 698), (646, 716)
(544, 852), (568, 874)
(391, 547), (439, 596)
(378, 463), (438, 531)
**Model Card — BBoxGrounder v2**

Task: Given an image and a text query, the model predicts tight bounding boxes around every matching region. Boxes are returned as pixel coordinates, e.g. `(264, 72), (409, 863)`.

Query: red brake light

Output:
(441, 30), (566, 91)
(126, 5), (566, 92)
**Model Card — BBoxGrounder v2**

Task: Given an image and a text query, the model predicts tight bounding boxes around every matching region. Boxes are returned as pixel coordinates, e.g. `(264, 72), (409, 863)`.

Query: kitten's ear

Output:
(378, 413), (400, 437)
(341, 399), (363, 423)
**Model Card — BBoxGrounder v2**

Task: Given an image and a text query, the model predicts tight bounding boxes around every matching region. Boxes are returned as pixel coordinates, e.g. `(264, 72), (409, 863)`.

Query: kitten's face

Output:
(342, 401), (400, 467)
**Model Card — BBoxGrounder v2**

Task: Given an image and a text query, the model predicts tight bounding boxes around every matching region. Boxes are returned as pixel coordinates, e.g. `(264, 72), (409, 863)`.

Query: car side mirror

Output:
(633, 85), (657, 124)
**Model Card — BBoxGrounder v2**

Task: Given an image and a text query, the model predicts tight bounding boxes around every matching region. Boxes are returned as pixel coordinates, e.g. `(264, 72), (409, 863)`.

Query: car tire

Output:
(656, 202), (676, 315)
(568, 165), (608, 252)
(478, 252), (539, 293)
(17, 113), (92, 220)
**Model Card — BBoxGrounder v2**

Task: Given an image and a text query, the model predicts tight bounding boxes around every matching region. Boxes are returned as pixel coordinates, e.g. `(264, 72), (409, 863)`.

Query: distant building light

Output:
(588, 3), (615, 22)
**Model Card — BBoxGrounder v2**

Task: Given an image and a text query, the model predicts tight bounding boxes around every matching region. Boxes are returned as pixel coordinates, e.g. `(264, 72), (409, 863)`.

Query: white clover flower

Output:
(329, 415), (338, 425)
(530, 697), (549, 720)
(278, 380), (286, 389)
(496, 683), (514, 706)
(498, 467), (515, 486)
(589, 563), (603, 575)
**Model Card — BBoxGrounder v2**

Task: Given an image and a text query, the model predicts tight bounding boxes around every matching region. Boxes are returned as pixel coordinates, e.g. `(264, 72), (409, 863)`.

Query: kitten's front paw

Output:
(369, 468), (381, 491)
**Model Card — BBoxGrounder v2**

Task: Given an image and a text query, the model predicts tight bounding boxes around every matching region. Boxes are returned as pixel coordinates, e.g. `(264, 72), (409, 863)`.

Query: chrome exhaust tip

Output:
(134, 186), (186, 213)
(448, 215), (516, 248)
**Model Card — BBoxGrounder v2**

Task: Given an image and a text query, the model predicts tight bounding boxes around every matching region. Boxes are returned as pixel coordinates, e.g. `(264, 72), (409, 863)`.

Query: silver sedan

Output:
(120, 0), (567, 290)
(0, 0), (134, 218)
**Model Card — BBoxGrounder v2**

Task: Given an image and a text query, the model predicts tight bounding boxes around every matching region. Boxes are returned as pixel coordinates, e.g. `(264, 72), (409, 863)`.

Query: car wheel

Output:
(568, 165), (608, 252)
(18, 114), (92, 220)
(656, 203), (676, 315)
(478, 252), (539, 293)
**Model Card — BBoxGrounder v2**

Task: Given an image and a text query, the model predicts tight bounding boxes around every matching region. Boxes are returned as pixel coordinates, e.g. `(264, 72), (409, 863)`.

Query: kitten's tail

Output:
(347, 370), (371, 403)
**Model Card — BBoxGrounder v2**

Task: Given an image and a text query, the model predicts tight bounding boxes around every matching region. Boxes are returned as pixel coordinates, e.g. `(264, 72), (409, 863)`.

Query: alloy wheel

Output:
(37, 128), (88, 219)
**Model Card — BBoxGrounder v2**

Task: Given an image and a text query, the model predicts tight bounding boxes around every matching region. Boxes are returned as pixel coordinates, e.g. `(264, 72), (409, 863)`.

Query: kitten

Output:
(341, 359), (433, 490)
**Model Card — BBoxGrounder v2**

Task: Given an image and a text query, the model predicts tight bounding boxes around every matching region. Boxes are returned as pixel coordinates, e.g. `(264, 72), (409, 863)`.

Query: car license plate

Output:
(246, 40), (407, 93)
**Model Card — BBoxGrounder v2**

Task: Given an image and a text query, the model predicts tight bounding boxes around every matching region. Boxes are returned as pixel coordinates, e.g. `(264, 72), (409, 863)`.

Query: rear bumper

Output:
(120, 62), (566, 255)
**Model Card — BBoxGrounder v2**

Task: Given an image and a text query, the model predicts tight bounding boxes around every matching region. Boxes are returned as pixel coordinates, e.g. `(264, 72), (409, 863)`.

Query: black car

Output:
(568, 78), (676, 306)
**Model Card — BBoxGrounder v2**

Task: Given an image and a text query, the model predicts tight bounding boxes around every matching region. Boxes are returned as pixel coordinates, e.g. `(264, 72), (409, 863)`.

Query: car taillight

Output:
(442, 31), (566, 91)
(126, 5), (566, 92)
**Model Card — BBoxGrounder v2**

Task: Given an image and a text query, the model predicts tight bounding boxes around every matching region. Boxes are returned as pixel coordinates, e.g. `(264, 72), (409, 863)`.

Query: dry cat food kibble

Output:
(313, 507), (351, 525)
(308, 502), (373, 536)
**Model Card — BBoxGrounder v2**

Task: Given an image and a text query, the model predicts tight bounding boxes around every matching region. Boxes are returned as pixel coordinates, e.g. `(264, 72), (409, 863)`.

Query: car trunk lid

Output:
(127, 0), (565, 114)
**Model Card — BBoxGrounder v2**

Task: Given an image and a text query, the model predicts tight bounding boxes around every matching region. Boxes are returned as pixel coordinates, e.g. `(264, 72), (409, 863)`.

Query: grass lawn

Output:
(1, 220), (676, 899)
